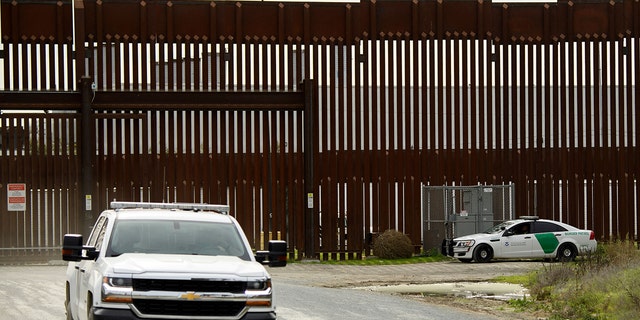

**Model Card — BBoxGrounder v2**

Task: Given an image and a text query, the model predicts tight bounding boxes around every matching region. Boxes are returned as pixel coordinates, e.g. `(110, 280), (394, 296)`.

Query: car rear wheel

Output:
(473, 244), (493, 263)
(557, 243), (577, 262)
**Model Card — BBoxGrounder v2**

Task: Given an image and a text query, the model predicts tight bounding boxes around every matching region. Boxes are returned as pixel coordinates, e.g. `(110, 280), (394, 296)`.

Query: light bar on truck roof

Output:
(110, 201), (229, 214)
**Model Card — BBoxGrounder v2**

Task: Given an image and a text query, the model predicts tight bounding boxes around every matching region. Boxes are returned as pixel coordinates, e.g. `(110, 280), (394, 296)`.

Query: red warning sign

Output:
(7, 183), (27, 211)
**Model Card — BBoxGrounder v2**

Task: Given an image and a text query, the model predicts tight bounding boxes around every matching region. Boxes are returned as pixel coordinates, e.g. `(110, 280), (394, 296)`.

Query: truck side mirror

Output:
(62, 234), (84, 261)
(62, 234), (97, 261)
(255, 240), (287, 267)
(267, 240), (287, 267)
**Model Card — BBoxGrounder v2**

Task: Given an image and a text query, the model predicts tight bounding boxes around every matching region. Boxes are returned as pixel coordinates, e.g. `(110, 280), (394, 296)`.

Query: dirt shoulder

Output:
(409, 295), (547, 320)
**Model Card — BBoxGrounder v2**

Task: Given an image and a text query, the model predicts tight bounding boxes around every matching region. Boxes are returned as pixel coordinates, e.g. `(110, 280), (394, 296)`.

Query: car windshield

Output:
(484, 221), (516, 234)
(106, 220), (250, 260)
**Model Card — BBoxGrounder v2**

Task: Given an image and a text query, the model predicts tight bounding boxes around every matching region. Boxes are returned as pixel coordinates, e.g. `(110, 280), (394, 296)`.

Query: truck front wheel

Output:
(65, 283), (73, 320)
(87, 293), (94, 320)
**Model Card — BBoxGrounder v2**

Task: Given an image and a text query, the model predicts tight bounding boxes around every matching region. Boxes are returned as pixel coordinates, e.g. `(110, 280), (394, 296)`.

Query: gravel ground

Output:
(269, 259), (541, 287)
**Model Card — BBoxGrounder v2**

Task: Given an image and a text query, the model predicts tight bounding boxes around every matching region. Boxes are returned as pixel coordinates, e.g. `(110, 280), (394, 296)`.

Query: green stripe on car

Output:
(535, 233), (560, 254)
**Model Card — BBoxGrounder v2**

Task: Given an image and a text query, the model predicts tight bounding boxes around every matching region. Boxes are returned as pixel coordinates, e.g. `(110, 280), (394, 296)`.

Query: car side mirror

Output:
(503, 229), (515, 237)
(62, 234), (98, 261)
(255, 240), (287, 267)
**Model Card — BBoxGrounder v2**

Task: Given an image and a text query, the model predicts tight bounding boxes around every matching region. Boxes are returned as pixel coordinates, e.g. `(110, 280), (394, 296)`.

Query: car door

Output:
(75, 216), (108, 320)
(500, 222), (534, 258)
(530, 221), (567, 257)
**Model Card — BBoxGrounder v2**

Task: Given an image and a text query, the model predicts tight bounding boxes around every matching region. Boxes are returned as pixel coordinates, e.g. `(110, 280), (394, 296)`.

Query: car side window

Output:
(532, 221), (567, 233)
(511, 222), (531, 235)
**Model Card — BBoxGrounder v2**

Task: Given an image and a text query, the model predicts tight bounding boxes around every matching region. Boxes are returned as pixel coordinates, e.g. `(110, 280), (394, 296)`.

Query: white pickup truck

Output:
(62, 202), (287, 320)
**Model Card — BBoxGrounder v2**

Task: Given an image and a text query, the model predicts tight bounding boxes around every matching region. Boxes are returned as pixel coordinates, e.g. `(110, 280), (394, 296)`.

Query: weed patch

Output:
(525, 240), (640, 319)
(507, 297), (536, 311)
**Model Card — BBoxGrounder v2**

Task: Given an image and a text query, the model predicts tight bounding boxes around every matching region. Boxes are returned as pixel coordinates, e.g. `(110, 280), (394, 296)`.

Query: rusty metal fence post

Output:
(80, 76), (94, 236)
(303, 78), (316, 259)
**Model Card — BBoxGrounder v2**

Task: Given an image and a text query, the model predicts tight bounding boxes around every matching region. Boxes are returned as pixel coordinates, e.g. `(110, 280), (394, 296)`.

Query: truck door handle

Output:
(524, 236), (531, 239)
(80, 269), (86, 273)
(75, 266), (80, 270)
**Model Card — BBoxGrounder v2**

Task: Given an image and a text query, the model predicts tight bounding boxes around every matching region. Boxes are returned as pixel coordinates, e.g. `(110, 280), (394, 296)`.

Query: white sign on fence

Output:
(7, 183), (27, 211)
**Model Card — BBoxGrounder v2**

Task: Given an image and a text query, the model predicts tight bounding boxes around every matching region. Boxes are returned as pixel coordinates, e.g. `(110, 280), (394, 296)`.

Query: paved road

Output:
(274, 281), (502, 320)
(0, 260), (542, 320)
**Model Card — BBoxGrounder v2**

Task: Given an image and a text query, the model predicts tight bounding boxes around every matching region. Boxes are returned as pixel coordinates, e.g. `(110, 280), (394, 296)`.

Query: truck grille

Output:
(133, 279), (247, 293)
(133, 300), (246, 317)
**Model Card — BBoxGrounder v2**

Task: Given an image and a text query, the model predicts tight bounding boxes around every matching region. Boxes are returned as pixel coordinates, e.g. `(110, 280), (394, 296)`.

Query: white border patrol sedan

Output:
(443, 216), (597, 263)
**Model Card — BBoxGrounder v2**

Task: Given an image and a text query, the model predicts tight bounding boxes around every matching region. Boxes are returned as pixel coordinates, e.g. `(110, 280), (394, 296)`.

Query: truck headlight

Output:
(246, 279), (270, 291)
(102, 276), (133, 303)
(455, 240), (475, 247)
(246, 279), (272, 307)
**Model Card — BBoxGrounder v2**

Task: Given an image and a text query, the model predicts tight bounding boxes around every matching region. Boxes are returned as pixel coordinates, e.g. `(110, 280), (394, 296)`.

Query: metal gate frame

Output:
(1, 80), (317, 262)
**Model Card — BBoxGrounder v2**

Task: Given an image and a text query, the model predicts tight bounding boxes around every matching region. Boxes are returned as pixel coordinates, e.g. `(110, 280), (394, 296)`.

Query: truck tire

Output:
(65, 283), (73, 320)
(87, 293), (94, 320)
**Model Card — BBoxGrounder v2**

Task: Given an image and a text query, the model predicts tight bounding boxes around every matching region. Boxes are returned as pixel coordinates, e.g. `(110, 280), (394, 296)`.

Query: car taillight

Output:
(590, 231), (595, 240)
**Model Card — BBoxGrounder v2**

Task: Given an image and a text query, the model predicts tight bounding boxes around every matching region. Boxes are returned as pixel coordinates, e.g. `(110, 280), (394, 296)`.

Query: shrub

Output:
(601, 239), (639, 267)
(610, 266), (640, 317)
(372, 229), (413, 259)
(529, 263), (576, 299)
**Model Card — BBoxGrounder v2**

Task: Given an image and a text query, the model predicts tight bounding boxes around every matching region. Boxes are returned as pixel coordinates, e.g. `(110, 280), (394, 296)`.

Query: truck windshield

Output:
(106, 220), (250, 260)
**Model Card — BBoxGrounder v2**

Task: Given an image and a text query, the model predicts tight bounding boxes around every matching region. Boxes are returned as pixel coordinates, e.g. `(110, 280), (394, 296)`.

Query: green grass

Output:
(492, 273), (537, 286)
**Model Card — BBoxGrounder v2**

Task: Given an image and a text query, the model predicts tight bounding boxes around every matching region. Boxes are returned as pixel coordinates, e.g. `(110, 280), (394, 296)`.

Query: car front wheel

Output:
(473, 244), (493, 263)
(557, 243), (577, 262)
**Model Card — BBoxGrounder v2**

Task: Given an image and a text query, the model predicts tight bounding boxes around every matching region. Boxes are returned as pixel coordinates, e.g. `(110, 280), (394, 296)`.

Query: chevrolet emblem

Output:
(180, 292), (201, 300)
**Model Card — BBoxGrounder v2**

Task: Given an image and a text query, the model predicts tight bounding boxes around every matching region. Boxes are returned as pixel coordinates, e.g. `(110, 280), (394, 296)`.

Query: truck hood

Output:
(105, 254), (268, 278)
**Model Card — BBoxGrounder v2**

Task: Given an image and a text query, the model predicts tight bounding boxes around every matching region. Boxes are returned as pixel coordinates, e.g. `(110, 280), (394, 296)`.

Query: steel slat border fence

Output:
(1, 0), (639, 261)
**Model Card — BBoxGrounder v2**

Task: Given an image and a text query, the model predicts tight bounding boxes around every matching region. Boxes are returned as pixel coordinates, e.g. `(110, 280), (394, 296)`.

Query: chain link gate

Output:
(422, 184), (515, 254)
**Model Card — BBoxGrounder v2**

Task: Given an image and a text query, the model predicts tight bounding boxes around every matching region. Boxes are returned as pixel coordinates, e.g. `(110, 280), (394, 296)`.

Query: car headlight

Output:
(102, 276), (133, 303)
(455, 240), (475, 247)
